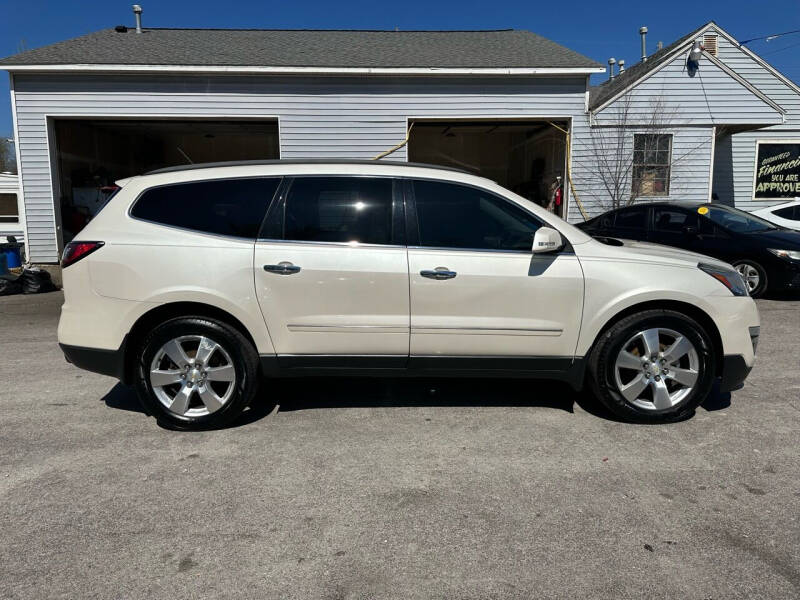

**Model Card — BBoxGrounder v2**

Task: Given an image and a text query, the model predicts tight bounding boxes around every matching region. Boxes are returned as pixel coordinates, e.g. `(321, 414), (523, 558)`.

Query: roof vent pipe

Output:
(639, 26), (648, 62)
(608, 57), (616, 80)
(618, 59), (625, 73)
(133, 5), (143, 34)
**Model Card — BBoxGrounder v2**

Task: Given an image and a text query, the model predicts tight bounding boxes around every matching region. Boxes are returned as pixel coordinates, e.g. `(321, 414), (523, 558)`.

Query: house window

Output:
(632, 134), (672, 197)
(0, 193), (19, 223)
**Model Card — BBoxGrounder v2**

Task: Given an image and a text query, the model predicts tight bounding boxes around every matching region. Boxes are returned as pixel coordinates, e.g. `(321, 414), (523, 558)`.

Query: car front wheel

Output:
(588, 309), (716, 423)
(134, 317), (260, 430)
(732, 260), (767, 298)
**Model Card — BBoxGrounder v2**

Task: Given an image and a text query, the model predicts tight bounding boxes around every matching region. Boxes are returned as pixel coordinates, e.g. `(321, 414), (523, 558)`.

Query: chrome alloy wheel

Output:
(734, 263), (760, 293)
(613, 328), (700, 411)
(149, 335), (236, 417)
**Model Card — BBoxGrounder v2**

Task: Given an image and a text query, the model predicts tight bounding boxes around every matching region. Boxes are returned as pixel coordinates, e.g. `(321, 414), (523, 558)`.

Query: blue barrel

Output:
(0, 242), (23, 269)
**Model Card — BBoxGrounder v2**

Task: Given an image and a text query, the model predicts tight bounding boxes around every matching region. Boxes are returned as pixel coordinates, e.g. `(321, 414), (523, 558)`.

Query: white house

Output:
(1, 14), (798, 264)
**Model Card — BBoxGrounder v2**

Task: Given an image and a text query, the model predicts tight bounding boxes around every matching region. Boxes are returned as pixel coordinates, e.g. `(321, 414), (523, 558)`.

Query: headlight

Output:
(698, 263), (749, 297)
(767, 248), (800, 261)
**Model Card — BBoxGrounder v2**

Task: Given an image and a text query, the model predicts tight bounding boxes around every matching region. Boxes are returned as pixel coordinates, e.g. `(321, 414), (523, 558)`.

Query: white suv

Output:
(58, 161), (759, 429)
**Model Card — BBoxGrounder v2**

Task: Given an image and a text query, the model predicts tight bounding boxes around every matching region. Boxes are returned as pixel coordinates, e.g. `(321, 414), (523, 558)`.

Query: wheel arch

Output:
(122, 302), (259, 384)
(586, 300), (724, 376)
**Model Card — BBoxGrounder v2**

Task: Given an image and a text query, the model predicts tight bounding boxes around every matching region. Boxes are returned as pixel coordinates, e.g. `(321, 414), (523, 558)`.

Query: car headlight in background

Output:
(767, 248), (800, 261)
(698, 263), (749, 297)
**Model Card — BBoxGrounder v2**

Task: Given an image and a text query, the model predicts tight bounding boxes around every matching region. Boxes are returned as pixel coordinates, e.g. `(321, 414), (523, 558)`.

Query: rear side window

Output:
(614, 207), (648, 230)
(653, 208), (695, 232)
(282, 177), (396, 245)
(773, 205), (800, 221)
(131, 178), (281, 238)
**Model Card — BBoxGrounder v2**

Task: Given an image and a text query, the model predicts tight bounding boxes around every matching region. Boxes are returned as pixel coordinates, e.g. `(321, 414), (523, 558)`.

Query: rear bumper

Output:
(60, 338), (127, 381)
(719, 354), (752, 393)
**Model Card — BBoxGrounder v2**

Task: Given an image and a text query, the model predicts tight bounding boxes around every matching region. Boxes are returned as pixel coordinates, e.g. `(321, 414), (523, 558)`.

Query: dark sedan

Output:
(578, 202), (800, 297)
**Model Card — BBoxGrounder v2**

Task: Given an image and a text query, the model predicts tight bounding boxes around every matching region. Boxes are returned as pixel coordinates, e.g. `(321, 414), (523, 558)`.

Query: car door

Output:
(405, 179), (584, 370)
(253, 175), (409, 367)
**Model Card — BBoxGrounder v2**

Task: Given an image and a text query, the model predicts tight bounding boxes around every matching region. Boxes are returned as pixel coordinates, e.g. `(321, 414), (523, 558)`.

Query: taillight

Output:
(61, 241), (104, 268)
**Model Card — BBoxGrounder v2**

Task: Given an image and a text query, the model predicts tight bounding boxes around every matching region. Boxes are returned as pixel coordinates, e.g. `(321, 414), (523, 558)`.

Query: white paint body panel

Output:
(57, 162), (759, 376)
(750, 200), (800, 231)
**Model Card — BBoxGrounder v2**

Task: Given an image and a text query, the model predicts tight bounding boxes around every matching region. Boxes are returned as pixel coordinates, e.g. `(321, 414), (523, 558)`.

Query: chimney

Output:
(639, 26), (648, 62)
(608, 57), (616, 80)
(618, 59), (625, 73)
(133, 4), (143, 34)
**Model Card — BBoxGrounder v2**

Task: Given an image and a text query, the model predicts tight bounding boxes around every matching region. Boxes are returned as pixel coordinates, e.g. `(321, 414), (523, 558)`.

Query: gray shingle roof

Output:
(0, 28), (602, 69)
(589, 23), (710, 110)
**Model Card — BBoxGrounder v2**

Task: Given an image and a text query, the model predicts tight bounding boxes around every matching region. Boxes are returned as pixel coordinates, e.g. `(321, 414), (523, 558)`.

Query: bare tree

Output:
(579, 93), (707, 212)
(0, 138), (17, 174)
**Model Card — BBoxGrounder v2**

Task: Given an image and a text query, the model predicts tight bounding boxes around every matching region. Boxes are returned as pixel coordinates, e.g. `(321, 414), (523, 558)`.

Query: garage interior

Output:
(408, 120), (568, 216)
(52, 119), (280, 242)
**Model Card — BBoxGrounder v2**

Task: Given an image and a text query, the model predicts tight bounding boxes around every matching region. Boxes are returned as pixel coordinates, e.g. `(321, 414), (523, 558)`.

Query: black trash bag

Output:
(21, 268), (57, 294)
(0, 277), (23, 296)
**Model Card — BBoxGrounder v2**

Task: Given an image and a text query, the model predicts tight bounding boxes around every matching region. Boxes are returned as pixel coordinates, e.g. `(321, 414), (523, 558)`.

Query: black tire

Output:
(732, 259), (768, 298)
(587, 309), (716, 423)
(133, 317), (260, 430)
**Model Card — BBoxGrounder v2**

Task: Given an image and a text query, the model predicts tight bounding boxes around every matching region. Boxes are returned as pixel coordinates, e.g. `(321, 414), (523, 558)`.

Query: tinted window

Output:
(132, 178), (280, 238)
(653, 208), (695, 232)
(413, 180), (542, 251)
(284, 177), (395, 245)
(614, 207), (648, 230)
(0, 193), (18, 223)
(773, 205), (800, 221)
(701, 205), (776, 233)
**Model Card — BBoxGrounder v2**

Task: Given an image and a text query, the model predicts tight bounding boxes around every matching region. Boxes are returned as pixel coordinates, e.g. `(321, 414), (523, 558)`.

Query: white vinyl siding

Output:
(12, 74), (587, 262)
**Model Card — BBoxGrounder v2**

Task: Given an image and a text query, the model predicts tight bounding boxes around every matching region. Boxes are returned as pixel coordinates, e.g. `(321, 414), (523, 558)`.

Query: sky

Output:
(1, 0), (799, 137)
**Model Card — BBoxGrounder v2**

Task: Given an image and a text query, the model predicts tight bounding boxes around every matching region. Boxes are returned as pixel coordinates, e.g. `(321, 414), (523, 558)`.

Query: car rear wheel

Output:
(732, 260), (767, 298)
(134, 317), (260, 430)
(588, 309), (716, 423)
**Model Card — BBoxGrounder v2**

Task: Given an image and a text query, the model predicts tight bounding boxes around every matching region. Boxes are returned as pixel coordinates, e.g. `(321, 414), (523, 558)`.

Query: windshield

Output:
(700, 205), (778, 233)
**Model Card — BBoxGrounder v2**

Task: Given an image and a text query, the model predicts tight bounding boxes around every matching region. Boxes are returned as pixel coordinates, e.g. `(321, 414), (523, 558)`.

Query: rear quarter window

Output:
(131, 177), (281, 238)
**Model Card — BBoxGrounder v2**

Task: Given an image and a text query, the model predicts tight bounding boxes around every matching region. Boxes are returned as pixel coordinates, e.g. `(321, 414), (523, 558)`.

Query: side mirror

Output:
(532, 226), (564, 254)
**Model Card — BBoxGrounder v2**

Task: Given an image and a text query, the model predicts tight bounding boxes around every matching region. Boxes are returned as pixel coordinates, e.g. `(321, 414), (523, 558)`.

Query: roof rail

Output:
(144, 159), (471, 176)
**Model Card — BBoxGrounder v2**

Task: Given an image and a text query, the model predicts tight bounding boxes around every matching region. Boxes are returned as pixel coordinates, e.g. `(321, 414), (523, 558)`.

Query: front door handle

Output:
(420, 267), (457, 280)
(264, 262), (301, 275)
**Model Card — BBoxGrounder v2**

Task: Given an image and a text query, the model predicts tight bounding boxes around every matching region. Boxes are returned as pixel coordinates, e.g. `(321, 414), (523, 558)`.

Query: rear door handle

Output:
(420, 267), (457, 280)
(264, 262), (301, 275)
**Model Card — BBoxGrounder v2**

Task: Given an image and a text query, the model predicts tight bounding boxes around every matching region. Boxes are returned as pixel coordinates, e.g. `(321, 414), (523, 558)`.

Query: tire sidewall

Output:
(592, 312), (715, 423)
(134, 318), (256, 430)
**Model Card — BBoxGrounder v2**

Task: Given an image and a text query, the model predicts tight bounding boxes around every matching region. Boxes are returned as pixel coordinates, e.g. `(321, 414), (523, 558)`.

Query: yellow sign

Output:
(698, 206), (709, 215)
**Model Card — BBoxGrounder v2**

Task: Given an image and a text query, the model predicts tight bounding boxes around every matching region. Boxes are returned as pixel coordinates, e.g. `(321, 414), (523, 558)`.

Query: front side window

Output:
(632, 134), (672, 197)
(412, 180), (542, 251)
(0, 193), (19, 223)
(131, 178), (281, 238)
(283, 177), (395, 245)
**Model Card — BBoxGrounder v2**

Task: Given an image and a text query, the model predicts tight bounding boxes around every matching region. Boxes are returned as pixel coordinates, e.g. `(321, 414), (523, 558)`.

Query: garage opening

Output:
(52, 118), (280, 243)
(408, 119), (568, 217)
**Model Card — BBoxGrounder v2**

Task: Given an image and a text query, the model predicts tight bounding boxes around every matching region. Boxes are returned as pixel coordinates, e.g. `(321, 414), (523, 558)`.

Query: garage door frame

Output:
(405, 115), (573, 219)
(45, 113), (282, 253)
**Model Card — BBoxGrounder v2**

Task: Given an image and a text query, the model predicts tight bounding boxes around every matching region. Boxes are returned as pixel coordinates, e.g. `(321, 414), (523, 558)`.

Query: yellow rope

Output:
(373, 123), (415, 160)
(547, 121), (589, 221)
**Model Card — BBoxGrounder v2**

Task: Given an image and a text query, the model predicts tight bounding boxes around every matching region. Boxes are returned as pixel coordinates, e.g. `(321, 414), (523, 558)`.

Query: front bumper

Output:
(719, 354), (753, 392)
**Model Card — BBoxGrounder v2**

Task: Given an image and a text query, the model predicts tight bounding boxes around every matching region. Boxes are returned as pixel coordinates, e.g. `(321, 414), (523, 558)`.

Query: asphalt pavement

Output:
(1, 291), (798, 599)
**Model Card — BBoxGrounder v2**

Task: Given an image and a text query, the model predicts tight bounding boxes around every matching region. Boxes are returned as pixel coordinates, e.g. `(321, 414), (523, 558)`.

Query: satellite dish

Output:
(686, 41), (704, 77)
